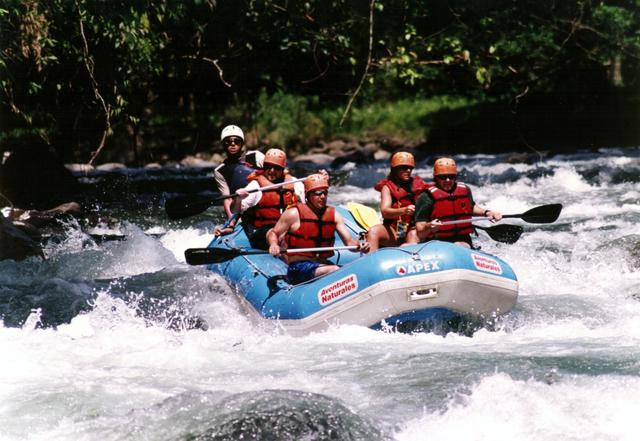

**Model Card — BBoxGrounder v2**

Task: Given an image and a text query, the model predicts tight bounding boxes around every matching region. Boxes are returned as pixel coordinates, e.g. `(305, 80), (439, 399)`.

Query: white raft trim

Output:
(233, 268), (518, 336)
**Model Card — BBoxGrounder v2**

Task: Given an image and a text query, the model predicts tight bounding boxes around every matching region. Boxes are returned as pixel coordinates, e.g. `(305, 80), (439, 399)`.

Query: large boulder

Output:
(0, 135), (78, 209)
(0, 212), (43, 261)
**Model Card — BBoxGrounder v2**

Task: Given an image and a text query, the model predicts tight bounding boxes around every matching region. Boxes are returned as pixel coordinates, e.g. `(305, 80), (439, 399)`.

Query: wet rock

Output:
(292, 153), (335, 165)
(374, 149), (392, 161)
(331, 145), (375, 167)
(0, 212), (44, 261)
(502, 152), (544, 164)
(186, 389), (390, 441)
(64, 163), (96, 174)
(180, 156), (217, 168)
(6, 201), (82, 228)
(95, 162), (127, 172)
(0, 135), (78, 209)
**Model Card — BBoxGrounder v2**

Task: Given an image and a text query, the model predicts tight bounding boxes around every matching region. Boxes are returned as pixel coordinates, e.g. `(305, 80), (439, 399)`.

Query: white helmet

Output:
(245, 150), (265, 169)
(220, 125), (244, 141)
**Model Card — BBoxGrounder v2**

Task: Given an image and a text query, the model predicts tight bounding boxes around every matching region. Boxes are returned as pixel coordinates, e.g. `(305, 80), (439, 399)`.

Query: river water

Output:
(1, 148), (639, 441)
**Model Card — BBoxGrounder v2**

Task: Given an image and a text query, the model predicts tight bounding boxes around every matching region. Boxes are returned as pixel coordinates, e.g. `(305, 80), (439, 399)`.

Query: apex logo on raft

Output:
(395, 260), (441, 276)
(318, 274), (358, 305)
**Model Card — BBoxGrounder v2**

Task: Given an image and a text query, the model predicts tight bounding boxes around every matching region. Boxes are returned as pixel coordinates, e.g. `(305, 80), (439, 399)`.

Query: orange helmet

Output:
(263, 148), (287, 168)
(304, 173), (329, 193)
(433, 157), (457, 176)
(390, 151), (415, 168)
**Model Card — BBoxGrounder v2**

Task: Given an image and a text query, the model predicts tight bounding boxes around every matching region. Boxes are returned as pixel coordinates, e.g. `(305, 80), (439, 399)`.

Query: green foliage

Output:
(254, 90), (325, 150)
(248, 91), (477, 148)
(1, 0), (638, 162)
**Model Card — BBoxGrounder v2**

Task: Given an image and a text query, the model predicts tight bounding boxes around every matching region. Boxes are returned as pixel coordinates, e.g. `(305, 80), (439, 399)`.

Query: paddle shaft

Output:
(222, 177), (307, 201)
(286, 245), (358, 254)
(435, 203), (562, 225)
(165, 177), (308, 220)
(184, 245), (359, 265)
(427, 219), (523, 244)
(438, 218), (486, 226)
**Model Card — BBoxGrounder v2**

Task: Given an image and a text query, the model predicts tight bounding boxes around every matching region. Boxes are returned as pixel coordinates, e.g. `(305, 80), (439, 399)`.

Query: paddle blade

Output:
(346, 202), (381, 230)
(477, 224), (524, 244)
(165, 194), (218, 220)
(185, 247), (242, 265)
(185, 247), (269, 264)
(505, 204), (563, 224)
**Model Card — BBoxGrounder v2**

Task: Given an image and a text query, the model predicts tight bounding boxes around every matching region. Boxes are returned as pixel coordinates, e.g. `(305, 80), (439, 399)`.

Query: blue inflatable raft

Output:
(204, 206), (518, 335)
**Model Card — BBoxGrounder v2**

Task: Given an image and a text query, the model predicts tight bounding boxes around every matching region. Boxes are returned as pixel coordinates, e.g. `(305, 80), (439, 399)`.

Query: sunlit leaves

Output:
(1, 0), (639, 158)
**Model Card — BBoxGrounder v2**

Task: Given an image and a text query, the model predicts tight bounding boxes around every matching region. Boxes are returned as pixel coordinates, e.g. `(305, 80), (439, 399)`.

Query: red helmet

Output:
(304, 173), (329, 193)
(390, 151), (415, 168)
(433, 157), (457, 176)
(263, 148), (287, 168)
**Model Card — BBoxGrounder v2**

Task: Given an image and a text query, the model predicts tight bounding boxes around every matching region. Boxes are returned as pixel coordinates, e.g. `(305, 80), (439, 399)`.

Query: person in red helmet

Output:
(267, 173), (370, 285)
(218, 148), (305, 249)
(367, 151), (430, 251)
(415, 157), (502, 248)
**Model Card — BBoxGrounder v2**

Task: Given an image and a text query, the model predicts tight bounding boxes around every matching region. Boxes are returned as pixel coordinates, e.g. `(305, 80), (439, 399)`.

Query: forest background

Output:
(1, 0), (639, 171)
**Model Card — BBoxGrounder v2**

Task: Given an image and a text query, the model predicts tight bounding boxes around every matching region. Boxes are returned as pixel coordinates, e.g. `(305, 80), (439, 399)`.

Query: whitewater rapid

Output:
(1, 148), (639, 441)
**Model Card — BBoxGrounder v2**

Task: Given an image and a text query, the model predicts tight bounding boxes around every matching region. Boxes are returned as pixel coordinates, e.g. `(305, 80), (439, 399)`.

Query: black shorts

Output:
(242, 224), (272, 250)
(438, 234), (473, 247)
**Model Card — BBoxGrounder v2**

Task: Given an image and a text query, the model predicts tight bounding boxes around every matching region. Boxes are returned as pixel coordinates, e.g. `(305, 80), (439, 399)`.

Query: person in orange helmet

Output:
(415, 157), (502, 248)
(367, 151), (430, 251)
(217, 148), (305, 249)
(266, 173), (370, 285)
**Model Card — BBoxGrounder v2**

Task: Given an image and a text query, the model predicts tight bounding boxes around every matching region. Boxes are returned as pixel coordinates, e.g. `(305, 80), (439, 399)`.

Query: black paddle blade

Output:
(476, 224), (524, 244)
(184, 247), (240, 265)
(505, 204), (563, 224)
(165, 194), (219, 220)
(184, 247), (268, 265)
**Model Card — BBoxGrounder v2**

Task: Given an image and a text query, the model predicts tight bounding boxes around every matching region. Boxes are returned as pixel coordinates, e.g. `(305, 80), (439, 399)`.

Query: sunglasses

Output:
(435, 174), (456, 180)
(223, 137), (243, 147)
(310, 190), (328, 197)
(264, 164), (284, 171)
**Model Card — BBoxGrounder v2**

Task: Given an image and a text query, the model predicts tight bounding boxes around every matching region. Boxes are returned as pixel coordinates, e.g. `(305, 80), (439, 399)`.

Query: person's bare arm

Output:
(213, 169), (231, 216)
(472, 204), (502, 222)
(335, 212), (370, 253)
(266, 209), (297, 256)
(380, 186), (414, 219)
(222, 199), (233, 218)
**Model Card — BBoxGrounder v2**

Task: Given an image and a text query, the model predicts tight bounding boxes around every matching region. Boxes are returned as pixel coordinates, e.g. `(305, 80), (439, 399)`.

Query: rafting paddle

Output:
(437, 219), (524, 244)
(165, 177), (308, 220)
(473, 224), (523, 244)
(185, 245), (360, 265)
(494, 204), (562, 224)
(346, 202), (381, 230)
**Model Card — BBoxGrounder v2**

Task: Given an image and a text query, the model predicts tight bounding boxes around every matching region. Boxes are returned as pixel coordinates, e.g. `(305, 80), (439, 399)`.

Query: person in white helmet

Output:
(217, 148), (305, 249)
(213, 125), (264, 231)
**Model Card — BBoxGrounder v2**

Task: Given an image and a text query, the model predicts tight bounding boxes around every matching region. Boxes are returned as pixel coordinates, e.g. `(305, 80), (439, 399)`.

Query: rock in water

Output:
(0, 212), (43, 261)
(0, 135), (78, 209)
(186, 389), (390, 441)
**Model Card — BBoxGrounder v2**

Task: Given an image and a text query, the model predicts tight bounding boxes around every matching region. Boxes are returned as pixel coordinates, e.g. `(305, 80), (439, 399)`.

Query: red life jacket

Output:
(428, 183), (475, 237)
(243, 172), (297, 228)
(286, 204), (336, 260)
(374, 176), (430, 228)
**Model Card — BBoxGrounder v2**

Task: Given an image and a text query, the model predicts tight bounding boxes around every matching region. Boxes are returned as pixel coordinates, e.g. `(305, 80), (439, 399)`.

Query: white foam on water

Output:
(2, 148), (640, 441)
(160, 228), (215, 263)
(395, 373), (640, 441)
